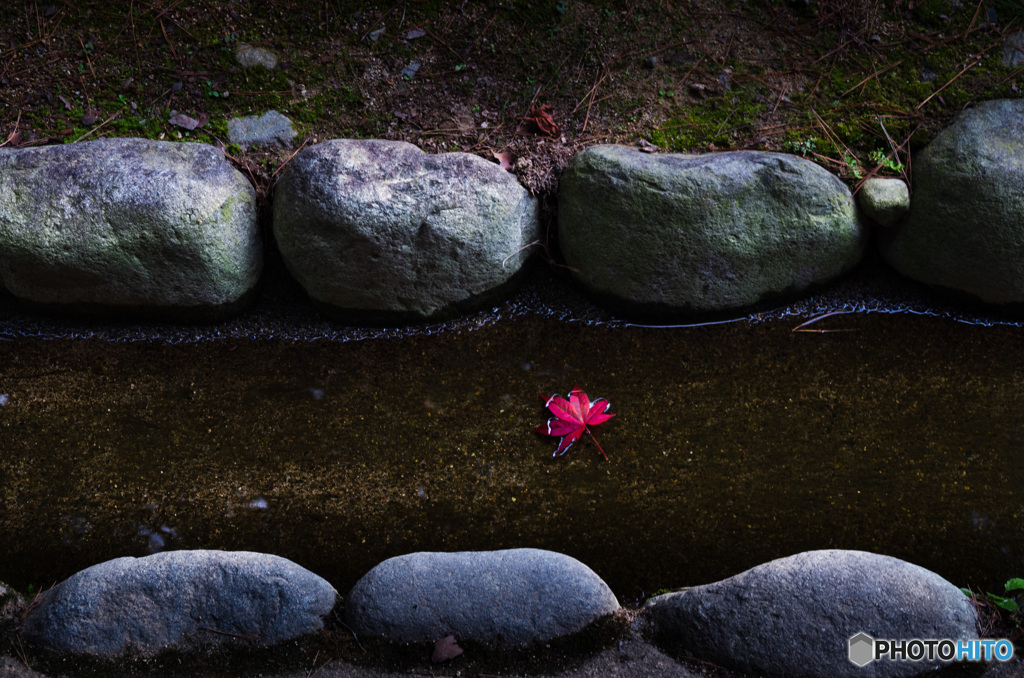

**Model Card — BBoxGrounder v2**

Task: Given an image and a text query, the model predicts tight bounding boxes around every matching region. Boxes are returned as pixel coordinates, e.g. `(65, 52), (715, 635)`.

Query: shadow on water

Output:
(1, 261), (1024, 603)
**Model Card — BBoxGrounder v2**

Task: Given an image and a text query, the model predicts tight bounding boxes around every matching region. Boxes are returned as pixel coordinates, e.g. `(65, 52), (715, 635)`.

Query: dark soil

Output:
(2, 0), (1023, 202)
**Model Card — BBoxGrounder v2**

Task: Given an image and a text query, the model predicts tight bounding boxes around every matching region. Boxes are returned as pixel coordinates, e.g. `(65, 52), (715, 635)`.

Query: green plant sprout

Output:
(786, 138), (818, 156)
(869, 149), (905, 173)
(962, 578), (1024, 612)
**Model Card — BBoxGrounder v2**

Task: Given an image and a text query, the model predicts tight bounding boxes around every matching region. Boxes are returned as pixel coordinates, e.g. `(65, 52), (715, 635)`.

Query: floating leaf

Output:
(534, 385), (614, 459)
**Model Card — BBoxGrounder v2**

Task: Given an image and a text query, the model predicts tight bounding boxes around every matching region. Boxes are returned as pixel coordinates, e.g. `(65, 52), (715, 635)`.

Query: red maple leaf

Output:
(534, 386), (615, 460)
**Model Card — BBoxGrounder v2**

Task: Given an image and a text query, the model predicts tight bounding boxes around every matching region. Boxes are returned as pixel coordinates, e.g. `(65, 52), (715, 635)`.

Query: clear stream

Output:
(1, 262), (1023, 604)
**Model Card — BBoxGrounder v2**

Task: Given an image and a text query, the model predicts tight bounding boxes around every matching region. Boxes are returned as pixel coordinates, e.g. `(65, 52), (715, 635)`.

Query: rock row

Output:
(9, 548), (981, 678)
(1, 99), (1023, 322)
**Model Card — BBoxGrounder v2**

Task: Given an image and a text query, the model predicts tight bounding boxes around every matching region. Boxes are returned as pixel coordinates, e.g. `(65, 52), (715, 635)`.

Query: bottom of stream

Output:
(2, 302), (1022, 603)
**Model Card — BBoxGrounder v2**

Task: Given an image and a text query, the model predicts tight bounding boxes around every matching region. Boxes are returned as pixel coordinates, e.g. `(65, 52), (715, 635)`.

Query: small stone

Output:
(400, 60), (421, 78)
(368, 27), (385, 42)
(405, 28), (426, 40)
(642, 56), (658, 69)
(227, 110), (296, 149)
(0, 394), (8, 406)
(858, 177), (910, 227)
(1003, 30), (1024, 67)
(0, 580), (25, 624)
(235, 43), (279, 70)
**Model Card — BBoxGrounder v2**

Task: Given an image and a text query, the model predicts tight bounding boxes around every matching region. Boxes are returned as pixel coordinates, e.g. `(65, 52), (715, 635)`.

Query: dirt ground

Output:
(2, 0), (1023, 203)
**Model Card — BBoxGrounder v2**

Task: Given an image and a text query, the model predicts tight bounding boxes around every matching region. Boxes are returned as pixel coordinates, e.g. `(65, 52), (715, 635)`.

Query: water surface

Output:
(2, 303), (1022, 603)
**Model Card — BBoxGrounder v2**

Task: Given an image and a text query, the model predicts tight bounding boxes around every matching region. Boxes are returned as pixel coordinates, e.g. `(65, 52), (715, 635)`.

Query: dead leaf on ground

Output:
(492, 150), (513, 170)
(518, 105), (559, 137)
(638, 139), (659, 153)
(431, 634), (463, 663)
(169, 113), (200, 130)
(80, 111), (99, 126)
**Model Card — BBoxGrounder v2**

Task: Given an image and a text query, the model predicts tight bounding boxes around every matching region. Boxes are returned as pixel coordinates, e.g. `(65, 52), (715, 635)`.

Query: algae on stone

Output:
(558, 145), (867, 317)
(878, 99), (1024, 306)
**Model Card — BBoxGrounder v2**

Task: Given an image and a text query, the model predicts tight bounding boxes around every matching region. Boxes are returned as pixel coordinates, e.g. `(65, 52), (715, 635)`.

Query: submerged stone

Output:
(20, 550), (337, 657)
(878, 99), (1024, 306)
(272, 139), (539, 322)
(643, 550), (978, 678)
(558, 145), (867, 319)
(345, 548), (619, 644)
(0, 138), (260, 319)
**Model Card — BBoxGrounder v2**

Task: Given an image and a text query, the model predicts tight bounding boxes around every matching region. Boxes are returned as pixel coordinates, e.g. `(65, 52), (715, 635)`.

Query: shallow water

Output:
(2, 271), (1023, 602)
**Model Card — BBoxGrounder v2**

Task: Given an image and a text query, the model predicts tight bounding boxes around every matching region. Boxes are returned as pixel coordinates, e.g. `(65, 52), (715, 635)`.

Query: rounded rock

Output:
(0, 138), (260, 319)
(878, 99), (1024, 306)
(20, 550), (337, 657)
(345, 548), (620, 644)
(642, 550), (978, 678)
(558, 145), (866, 318)
(272, 139), (539, 322)
(858, 178), (909, 227)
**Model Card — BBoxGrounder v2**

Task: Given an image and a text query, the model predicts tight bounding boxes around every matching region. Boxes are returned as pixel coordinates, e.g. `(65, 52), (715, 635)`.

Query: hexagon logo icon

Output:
(849, 632), (875, 667)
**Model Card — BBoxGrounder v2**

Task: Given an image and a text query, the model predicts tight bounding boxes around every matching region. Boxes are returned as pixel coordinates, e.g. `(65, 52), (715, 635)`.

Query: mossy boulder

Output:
(878, 99), (1024, 306)
(558, 146), (866, 318)
(273, 139), (539, 323)
(0, 138), (260, 319)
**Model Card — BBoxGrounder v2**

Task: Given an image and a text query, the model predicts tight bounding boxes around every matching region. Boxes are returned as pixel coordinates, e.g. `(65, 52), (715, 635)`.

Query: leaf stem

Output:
(586, 427), (609, 461)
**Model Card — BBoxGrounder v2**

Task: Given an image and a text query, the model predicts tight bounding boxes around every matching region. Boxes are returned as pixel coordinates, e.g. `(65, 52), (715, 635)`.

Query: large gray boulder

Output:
(558, 146), (866, 317)
(345, 548), (620, 644)
(20, 550), (337, 657)
(0, 138), (260, 318)
(642, 550), (978, 678)
(878, 99), (1024, 306)
(272, 139), (539, 322)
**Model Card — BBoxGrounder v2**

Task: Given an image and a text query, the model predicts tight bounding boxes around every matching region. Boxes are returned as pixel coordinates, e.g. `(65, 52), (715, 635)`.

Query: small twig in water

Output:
(335, 613), (365, 653)
(791, 310), (857, 333)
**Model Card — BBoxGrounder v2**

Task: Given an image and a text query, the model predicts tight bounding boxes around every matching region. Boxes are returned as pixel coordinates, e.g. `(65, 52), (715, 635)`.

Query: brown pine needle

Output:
(792, 311), (856, 333)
